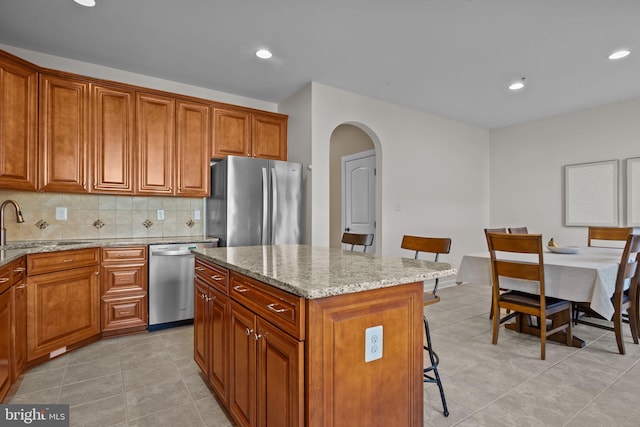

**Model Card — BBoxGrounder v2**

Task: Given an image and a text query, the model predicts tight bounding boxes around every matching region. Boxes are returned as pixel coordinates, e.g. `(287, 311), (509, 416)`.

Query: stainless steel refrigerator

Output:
(206, 156), (303, 247)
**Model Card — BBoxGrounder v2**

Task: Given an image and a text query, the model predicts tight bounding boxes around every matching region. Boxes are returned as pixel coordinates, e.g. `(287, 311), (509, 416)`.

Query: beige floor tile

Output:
(125, 379), (191, 420)
(193, 396), (235, 427)
(10, 368), (65, 396)
(59, 373), (123, 407)
(69, 394), (127, 427)
(127, 402), (205, 427)
(122, 361), (181, 392)
(63, 355), (122, 385)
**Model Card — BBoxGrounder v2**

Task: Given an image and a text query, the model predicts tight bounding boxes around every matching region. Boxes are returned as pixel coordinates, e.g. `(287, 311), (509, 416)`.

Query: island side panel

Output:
(306, 282), (424, 427)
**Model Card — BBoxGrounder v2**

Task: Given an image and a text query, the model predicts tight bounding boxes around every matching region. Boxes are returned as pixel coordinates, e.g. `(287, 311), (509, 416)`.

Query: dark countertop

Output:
(0, 236), (218, 267)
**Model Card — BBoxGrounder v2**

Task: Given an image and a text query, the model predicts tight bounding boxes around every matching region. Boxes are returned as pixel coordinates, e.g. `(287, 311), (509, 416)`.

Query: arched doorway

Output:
(329, 124), (378, 250)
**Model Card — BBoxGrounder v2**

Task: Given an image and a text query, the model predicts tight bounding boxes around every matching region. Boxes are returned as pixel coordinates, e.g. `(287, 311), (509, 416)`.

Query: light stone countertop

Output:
(0, 236), (218, 266)
(193, 244), (456, 299)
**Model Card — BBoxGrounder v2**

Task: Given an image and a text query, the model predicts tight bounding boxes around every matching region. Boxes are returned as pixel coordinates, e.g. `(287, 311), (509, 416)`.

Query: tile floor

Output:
(6, 281), (640, 426)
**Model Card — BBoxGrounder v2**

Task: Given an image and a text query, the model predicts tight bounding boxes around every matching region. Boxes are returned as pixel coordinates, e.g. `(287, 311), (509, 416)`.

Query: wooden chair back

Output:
(614, 234), (640, 300)
(400, 235), (452, 302)
(341, 232), (374, 252)
(588, 226), (633, 247)
(508, 227), (528, 234)
(487, 233), (545, 296)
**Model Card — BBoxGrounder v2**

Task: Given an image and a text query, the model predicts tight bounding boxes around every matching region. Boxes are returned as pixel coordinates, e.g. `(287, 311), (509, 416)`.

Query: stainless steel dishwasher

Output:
(148, 241), (214, 331)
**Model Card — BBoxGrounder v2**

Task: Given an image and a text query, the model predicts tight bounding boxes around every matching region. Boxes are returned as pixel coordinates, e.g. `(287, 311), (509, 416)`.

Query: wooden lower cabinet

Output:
(0, 287), (12, 401)
(11, 259), (27, 380)
(100, 246), (148, 336)
(194, 256), (424, 427)
(26, 249), (101, 361)
(195, 277), (229, 404)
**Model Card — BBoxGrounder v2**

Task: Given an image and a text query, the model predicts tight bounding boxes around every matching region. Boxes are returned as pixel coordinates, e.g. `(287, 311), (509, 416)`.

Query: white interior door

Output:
(342, 150), (376, 252)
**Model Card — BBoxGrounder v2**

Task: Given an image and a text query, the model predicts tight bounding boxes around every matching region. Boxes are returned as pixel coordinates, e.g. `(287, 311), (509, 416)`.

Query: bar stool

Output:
(401, 235), (450, 417)
(341, 232), (374, 252)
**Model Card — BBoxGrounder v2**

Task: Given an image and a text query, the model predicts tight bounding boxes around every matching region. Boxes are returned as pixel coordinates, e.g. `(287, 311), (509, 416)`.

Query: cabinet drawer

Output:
(230, 272), (304, 340)
(27, 248), (100, 276)
(11, 258), (26, 284)
(102, 246), (147, 262)
(101, 293), (147, 332)
(0, 264), (12, 295)
(195, 258), (228, 294)
(102, 263), (146, 295)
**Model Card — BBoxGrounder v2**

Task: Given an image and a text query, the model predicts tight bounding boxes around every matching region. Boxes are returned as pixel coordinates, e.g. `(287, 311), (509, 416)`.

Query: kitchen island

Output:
(193, 244), (455, 427)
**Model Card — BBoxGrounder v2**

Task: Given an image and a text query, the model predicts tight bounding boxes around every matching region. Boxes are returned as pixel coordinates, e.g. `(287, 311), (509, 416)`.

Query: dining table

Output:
(456, 246), (624, 347)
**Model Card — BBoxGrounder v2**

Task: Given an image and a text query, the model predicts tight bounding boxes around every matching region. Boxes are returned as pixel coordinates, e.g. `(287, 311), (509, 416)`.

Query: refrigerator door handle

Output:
(262, 167), (269, 245)
(271, 167), (277, 245)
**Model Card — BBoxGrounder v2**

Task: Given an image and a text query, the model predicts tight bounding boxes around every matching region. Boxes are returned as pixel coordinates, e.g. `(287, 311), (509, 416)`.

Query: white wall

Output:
(307, 83), (490, 271)
(279, 85), (313, 244)
(0, 43), (277, 112)
(490, 97), (640, 246)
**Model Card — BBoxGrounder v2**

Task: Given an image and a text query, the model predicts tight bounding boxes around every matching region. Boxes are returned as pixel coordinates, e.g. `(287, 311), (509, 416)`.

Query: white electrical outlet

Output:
(194, 209), (201, 220)
(55, 207), (67, 220)
(157, 209), (165, 220)
(365, 325), (383, 362)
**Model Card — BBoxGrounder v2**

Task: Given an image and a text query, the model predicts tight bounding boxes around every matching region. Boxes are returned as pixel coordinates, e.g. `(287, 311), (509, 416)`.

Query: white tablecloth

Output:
(456, 247), (623, 320)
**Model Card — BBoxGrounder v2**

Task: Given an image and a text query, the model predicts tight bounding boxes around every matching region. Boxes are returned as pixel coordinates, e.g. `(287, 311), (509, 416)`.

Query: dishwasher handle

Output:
(151, 250), (194, 256)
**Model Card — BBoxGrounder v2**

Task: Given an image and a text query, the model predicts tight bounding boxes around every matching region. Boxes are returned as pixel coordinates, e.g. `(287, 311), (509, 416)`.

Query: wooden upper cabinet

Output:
(39, 74), (89, 193)
(92, 84), (135, 194)
(251, 112), (287, 160)
(0, 54), (38, 191)
(176, 100), (211, 197)
(212, 108), (250, 158)
(136, 92), (174, 195)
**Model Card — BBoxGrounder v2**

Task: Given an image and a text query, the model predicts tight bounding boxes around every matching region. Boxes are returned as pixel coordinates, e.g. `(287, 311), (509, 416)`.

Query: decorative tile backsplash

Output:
(0, 191), (205, 243)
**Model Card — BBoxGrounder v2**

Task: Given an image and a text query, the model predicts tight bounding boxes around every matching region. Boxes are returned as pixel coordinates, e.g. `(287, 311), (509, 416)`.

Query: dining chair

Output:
(341, 232), (374, 252)
(484, 228), (508, 319)
(400, 234), (451, 417)
(487, 233), (573, 360)
(508, 226), (528, 234)
(574, 233), (640, 354)
(588, 226), (633, 248)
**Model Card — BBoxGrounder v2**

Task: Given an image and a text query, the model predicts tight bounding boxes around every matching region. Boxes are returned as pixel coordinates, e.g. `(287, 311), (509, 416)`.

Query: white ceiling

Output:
(1, 0), (639, 129)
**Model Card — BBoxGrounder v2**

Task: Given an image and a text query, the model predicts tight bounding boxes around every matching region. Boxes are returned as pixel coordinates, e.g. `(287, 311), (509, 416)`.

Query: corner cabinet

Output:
(212, 107), (287, 161)
(39, 74), (89, 193)
(0, 53), (38, 191)
(26, 248), (101, 362)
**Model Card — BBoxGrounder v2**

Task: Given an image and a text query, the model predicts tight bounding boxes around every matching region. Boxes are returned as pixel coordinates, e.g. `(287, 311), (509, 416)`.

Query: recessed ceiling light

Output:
(508, 77), (526, 91)
(74, 0), (96, 6)
(256, 49), (273, 59)
(608, 49), (630, 60)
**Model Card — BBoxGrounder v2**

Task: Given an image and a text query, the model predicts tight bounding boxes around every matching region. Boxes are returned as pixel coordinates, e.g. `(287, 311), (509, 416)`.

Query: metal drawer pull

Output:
(16, 284), (27, 289)
(233, 285), (249, 293)
(13, 267), (26, 272)
(0, 278), (8, 283)
(254, 333), (263, 341)
(195, 266), (204, 271)
(267, 303), (287, 313)
(62, 259), (74, 263)
(211, 275), (224, 281)
(245, 328), (253, 336)
(200, 293), (207, 300)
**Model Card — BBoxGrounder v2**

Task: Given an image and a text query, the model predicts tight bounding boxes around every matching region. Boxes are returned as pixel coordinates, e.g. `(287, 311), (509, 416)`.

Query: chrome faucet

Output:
(1, 200), (25, 246)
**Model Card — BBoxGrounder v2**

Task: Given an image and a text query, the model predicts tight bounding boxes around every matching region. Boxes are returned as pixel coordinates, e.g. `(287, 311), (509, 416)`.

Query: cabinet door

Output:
(212, 108), (250, 158)
(194, 277), (209, 375)
(209, 286), (228, 404)
(251, 112), (287, 161)
(256, 318), (303, 427)
(0, 55), (37, 191)
(229, 301), (256, 427)
(176, 100), (211, 197)
(0, 288), (11, 401)
(92, 84), (135, 194)
(27, 265), (101, 361)
(11, 282), (27, 381)
(136, 92), (174, 194)
(39, 74), (89, 193)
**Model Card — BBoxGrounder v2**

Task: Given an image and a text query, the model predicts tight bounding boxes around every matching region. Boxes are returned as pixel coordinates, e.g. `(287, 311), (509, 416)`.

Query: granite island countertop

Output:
(0, 236), (218, 266)
(193, 244), (456, 299)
